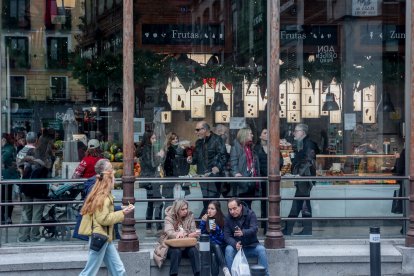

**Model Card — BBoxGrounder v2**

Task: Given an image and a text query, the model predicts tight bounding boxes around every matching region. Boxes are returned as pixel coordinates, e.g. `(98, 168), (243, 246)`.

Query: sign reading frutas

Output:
(142, 24), (224, 46)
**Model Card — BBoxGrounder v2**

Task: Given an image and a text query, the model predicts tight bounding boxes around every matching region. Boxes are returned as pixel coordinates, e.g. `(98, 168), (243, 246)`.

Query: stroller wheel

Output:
(42, 227), (56, 239)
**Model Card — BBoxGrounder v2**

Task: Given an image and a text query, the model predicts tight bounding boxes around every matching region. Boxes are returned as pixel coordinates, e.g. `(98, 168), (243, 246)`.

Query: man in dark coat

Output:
(187, 121), (228, 217)
(283, 123), (319, 236)
(223, 198), (269, 276)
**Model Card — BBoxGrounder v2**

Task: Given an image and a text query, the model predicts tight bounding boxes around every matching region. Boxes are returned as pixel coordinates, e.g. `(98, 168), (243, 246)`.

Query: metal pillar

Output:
(264, 0), (285, 249)
(406, 0), (414, 247)
(118, 0), (139, 252)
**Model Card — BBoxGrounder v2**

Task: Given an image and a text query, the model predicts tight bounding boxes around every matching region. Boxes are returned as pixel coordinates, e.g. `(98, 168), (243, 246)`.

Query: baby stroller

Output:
(41, 182), (84, 240)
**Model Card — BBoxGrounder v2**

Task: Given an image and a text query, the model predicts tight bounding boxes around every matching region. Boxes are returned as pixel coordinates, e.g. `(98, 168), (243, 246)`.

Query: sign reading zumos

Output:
(142, 24), (224, 45)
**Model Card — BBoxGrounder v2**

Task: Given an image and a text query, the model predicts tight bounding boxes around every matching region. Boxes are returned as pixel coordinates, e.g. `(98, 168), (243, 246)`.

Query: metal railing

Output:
(0, 175), (408, 244)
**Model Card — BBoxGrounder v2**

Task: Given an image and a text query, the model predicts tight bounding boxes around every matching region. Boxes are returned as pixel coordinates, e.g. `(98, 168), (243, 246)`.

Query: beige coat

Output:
(80, 195), (124, 242)
(153, 206), (197, 268)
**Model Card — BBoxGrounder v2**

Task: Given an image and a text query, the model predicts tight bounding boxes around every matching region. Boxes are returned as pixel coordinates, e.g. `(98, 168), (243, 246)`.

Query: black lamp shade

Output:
(211, 93), (228, 111)
(382, 93), (395, 112)
(322, 92), (339, 111)
(159, 94), (172, 111)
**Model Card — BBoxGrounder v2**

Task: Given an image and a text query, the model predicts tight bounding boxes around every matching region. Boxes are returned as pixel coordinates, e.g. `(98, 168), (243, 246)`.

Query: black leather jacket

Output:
(191, 132), (228, 176)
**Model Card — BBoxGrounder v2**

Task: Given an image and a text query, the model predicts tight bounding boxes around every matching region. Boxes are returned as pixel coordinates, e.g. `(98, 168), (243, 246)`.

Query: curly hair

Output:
(81, 160), (114, 215)
(170, 199), (189, 230)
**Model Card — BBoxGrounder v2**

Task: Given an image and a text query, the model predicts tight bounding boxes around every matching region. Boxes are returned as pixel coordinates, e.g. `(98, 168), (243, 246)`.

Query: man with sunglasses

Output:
(187, 121), (228, 217)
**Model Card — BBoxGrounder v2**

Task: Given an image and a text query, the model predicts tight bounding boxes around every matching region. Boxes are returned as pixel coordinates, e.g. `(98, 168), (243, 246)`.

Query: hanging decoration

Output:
(301, 77), (320, 118)
(362, 85), (376, 124)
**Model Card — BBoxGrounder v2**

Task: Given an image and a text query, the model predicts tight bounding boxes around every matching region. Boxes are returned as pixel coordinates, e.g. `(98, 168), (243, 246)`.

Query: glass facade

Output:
(0, 0), (407, 243)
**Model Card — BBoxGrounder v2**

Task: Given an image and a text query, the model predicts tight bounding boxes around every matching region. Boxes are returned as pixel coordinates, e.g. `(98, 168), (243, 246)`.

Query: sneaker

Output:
(223, 267), (231, 276)
(146, 229), (153, 235)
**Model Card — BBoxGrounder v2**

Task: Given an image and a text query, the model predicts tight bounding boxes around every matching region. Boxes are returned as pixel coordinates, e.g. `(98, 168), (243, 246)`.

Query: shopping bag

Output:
(231, 249), (251, 276)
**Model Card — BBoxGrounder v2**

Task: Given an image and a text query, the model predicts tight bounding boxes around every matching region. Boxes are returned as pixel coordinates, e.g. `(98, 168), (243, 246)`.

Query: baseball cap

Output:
(88, 139), (100, 149)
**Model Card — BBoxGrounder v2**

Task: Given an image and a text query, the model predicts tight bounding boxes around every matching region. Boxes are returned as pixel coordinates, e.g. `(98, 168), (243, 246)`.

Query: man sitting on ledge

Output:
(224, 198), (269, 276)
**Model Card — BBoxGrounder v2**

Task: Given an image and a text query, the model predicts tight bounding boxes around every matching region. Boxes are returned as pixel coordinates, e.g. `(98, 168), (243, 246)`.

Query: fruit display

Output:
(101, 141), (123, 162)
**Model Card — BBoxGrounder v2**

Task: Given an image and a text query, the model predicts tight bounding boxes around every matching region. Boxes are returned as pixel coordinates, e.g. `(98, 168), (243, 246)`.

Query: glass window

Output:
(5, 36), (29, 68)
(50, 76), (68, 99)
(10, 76), (26, 98)
(2, 0), (30, 29)
(46, 37), (69, 69)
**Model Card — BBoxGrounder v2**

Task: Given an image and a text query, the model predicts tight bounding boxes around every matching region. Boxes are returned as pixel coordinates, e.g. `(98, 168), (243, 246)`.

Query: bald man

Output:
(187, 121), (228, 217)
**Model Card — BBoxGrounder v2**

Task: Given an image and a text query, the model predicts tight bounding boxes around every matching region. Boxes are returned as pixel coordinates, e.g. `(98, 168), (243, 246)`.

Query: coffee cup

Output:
(208, 219), (215, 229)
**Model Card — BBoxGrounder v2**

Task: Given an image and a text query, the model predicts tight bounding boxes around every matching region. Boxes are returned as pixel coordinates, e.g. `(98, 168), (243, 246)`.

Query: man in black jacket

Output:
(187, 121), (227, 217)
(283, 123), (319, 236)
(224, 198), (269, 276)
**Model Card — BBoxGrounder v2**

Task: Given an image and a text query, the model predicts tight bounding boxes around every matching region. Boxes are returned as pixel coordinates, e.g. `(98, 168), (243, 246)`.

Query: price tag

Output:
(370, 233), (380, 243)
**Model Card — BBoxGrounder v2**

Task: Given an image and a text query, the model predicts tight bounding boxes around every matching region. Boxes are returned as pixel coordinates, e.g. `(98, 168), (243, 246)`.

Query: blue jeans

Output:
(225, 244), (269, 276)
(80, 241), (126, 276)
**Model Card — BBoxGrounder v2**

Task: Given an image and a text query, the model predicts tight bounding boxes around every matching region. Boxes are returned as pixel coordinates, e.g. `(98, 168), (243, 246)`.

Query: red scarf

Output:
(244, 141), (256, 176)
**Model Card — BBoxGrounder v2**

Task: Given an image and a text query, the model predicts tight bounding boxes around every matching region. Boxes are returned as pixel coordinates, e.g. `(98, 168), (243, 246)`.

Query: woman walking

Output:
(200, 201), (231, 276)
(79, 159), (134, 276)
(230, 127), (260, 208)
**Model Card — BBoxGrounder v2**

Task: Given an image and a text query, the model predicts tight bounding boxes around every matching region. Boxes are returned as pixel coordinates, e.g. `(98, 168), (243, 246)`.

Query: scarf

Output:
(244, 141), (256, 176)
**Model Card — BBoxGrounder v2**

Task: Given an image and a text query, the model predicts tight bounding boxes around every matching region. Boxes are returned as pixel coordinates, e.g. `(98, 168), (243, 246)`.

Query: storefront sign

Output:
(360, 25), (405, 45)
(142, 24), (224, 46)
(316, 45), (338, 63)
(352, 0), (381, 17)
(281, 25), (337, 46)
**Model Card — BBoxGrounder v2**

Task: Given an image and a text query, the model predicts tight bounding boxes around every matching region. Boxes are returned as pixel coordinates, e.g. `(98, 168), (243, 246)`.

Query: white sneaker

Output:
(223, 267), (231, 276)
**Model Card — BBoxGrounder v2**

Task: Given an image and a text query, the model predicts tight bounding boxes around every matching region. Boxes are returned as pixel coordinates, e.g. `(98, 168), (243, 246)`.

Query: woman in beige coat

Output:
(79, 159), (134, 276)
(155, 199), (200, 276)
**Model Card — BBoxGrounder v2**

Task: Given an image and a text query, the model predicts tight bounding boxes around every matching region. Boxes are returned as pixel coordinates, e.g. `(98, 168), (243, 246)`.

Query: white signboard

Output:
(352, 0), (381, 17)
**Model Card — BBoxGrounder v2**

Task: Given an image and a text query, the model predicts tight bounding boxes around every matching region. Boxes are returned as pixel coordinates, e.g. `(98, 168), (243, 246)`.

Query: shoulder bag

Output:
(89, 215), (109, 252)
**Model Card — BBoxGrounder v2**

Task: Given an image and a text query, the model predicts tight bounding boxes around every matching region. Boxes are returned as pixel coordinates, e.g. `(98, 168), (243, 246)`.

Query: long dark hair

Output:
(207, 201), (225, 232)
(142, 131), (154, 147)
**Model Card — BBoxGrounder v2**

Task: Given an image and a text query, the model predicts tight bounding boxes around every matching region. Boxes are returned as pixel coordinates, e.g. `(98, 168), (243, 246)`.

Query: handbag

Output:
(90, 233), (108, 252)
(164, 237), (197, 248)
(89, 215), (109, 252)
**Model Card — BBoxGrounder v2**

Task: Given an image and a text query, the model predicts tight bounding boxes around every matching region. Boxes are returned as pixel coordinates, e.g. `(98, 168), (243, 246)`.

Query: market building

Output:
(0, 0), (412, 252)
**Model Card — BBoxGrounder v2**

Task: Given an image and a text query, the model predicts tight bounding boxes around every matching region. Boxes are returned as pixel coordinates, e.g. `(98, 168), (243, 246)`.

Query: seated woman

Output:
(163, 199), (200, 276)
(200, 201), (231, 276)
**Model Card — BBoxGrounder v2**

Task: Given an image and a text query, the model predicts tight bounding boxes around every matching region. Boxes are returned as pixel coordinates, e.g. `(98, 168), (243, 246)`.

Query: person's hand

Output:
(236, 241), (242, 251)
(157, 149), (165, 158)
(122, 205), (135, 215)
(176, 231), (185, 239)
(201, 214), (208, 221)
(234, 228), (243, 237)
(188, 231), (200, 238)
(187, 156), (193, 163)
(212, 166), (219, 174)
(235, 173), (242, 177)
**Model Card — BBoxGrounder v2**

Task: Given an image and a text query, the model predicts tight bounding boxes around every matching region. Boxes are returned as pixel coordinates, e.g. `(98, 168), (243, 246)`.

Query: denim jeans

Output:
(79, 241), (126, 276)
(225, 244), (269, 276)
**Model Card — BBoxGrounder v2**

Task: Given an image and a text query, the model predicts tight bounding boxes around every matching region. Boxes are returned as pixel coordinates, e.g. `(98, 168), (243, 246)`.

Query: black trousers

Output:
(1, 183), (14, 223)
(145, 192), (163, 231)
(284, 188), (312, 235)
(167, 246), (200, 275)
(210, 243), (227, 276)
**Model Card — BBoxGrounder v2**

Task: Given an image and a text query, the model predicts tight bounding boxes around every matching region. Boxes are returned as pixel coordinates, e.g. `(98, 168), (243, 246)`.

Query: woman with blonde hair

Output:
(154, 199), (200, 276)
(79, 159), (134, 276)
(230, 127), (260, 208)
